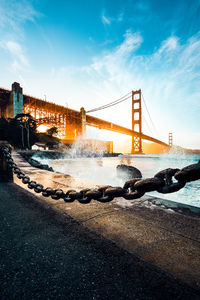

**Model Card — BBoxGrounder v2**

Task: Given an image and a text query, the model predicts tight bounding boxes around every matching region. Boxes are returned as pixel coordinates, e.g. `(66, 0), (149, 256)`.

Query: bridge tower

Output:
(80, 107), (86, 136)
(131, 89), (142, 154)
(169, 132), (173, 146)
(5, 82), (23, 118)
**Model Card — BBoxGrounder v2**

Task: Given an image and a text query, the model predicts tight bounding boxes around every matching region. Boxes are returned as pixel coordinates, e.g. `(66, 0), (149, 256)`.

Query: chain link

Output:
(1, 145), (200, 204)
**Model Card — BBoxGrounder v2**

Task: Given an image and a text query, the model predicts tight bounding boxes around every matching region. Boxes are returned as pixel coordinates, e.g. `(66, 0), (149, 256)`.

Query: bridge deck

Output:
(86, 115), (169, 147)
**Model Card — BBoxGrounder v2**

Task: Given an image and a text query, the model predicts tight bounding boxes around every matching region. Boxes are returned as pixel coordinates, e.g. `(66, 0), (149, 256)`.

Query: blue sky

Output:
(0, 0), (200, 149)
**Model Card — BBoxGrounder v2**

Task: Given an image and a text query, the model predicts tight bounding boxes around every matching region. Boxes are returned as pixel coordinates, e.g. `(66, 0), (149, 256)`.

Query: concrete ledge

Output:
(12, 151), (200, 290)
(149, 197), (200, 214)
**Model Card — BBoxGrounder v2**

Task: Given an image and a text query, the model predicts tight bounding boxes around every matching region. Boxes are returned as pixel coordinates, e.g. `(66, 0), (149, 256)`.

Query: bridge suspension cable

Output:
(86, 91), (132, 113)
(141, 92), (160, 138)
(142, 114), (155, 137)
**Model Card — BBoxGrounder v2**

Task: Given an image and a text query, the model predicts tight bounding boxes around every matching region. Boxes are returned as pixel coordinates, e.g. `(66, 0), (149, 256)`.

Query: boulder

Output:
(29, 158), (41, 168)
(116, 164), (142, 179)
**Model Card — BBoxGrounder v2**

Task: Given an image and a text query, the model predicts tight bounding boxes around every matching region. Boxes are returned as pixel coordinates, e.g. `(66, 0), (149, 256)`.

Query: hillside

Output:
(114, 139), (200, 154)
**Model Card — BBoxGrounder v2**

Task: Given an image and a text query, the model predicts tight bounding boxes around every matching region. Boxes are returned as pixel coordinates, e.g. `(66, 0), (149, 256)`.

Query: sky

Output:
(0, 0), (200, 149)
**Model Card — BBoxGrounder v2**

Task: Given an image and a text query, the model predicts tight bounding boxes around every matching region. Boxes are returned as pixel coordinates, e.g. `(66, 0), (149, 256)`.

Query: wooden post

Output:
(0, 141), (13, 182)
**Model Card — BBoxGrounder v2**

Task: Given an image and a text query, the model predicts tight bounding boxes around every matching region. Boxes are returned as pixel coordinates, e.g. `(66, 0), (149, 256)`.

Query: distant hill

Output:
(114, 139), (200, 154)
(169, 145), (200, 155)
(114, 139), (168, 154)
(37, 133), (61, 144)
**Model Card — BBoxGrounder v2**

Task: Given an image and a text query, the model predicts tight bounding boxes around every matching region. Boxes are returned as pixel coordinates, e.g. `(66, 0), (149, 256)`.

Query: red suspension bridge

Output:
(0, 82), (171, 153)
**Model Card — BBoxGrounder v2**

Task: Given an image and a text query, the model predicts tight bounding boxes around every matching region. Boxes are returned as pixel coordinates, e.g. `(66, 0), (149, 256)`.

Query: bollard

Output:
(0, 141), (13, 182)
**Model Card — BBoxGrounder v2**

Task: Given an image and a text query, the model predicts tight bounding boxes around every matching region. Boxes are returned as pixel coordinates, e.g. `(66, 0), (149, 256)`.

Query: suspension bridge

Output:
(0, 82), (171, 153)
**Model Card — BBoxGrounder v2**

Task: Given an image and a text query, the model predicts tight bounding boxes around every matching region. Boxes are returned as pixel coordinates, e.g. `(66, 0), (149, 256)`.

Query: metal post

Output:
(0, 141), (13, 182)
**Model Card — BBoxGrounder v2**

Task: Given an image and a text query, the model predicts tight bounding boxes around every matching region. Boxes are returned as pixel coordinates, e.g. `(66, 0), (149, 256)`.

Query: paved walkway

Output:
(0, 182), (200, 299)
(12, 152), (200, 289)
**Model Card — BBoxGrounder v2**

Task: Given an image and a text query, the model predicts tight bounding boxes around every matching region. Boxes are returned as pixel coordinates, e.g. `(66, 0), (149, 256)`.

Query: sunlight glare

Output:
(37, 125), (49, 132)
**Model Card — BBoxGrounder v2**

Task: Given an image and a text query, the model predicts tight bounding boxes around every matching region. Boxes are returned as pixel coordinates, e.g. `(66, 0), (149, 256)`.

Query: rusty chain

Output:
(1, 145), (200, 204)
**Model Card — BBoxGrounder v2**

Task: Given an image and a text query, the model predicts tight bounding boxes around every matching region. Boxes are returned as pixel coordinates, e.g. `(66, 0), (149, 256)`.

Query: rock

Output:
(39, 164), (54, 172)
(116, 164), (142, 179)
(29, 158), (41, 168)
(19, 153), (54, 172)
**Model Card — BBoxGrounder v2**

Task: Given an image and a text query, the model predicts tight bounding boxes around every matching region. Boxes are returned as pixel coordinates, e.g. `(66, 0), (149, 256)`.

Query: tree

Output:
(7, 117), (23, 148)
(46, 126), (58, 137)
(5, 114), (37, 149)
(14, 114), (37, 149)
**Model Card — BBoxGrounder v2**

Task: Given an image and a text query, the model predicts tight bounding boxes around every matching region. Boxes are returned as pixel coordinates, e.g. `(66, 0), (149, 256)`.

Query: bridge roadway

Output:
(86, 115), (169, 147)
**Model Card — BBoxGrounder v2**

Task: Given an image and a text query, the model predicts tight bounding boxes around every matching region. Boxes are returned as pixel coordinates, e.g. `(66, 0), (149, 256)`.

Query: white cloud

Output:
(101, 11), (124, 25)
(0, 1), (39, 78)
(158, 36), (179, 54)
(0, 0), (40, 33)
(1, 41), (29, 72)
(90, 31), (142, 79)
(6, 41), (28, 65)
(116, 30), (143, 56)
(102, 14), (111, 25)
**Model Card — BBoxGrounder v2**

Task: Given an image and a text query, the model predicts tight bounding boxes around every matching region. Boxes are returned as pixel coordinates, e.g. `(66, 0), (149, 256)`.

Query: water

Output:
(34, 153), (200, 208)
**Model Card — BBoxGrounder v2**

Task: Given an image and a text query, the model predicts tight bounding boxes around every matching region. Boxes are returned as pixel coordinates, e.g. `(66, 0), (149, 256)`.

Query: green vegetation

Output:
(37, 132), (60, 144)
(37, 126), (60, 145)
(0, 116), (61, 149)
(46, 126), (58, 137)
(0, 114), (37, 149)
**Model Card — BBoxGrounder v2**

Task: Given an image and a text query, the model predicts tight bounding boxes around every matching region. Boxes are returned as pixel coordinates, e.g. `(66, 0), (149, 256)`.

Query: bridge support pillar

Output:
(6, 82), (23, 118)
(131, 90), (142, 154)
(80, 107), (86, 137)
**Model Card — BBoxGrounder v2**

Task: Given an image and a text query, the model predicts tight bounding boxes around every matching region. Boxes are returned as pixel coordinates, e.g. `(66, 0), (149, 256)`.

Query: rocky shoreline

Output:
(18, 150), (200, 216)
(19, 151), (55, 172)
(19, 150), (122, 172)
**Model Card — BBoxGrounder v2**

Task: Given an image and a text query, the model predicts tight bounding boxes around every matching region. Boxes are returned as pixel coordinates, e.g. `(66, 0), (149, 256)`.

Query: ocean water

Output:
(34, 153), (200, 208)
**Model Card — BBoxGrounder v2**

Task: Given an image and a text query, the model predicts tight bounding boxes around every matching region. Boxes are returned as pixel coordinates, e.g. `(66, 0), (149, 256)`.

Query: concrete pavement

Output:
(1, 182), (200, 299)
